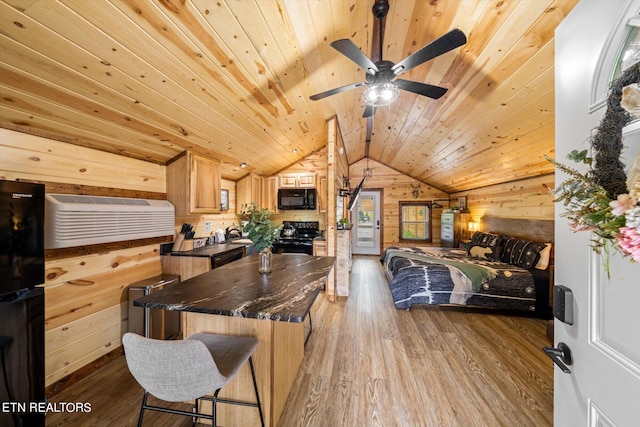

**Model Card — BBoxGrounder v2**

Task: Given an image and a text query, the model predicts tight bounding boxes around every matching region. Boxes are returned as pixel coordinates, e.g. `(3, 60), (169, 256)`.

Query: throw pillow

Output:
(501, 237), (547, 269)
(468, 232), (503, 261)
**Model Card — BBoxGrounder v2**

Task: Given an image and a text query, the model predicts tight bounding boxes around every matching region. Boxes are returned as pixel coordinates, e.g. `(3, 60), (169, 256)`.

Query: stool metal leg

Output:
(249, 356), (265, 427)
(137, 391), (148, 427)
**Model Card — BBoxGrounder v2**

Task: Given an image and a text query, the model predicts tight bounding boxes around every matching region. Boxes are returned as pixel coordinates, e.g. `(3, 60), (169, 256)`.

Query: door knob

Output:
(543, 342), (573, 373)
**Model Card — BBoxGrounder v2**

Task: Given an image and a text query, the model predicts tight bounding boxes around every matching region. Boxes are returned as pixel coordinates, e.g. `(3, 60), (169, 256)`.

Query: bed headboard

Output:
(480, 216), (554, 243)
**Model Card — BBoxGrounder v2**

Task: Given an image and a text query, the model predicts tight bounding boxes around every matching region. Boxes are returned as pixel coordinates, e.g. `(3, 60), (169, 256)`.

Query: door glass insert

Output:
(612, 23), (640, 81)
(355, 195), (374, 248)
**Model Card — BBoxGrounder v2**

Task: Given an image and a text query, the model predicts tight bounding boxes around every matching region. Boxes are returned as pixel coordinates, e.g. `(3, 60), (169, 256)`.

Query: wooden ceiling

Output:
(0, 0), (578, 193)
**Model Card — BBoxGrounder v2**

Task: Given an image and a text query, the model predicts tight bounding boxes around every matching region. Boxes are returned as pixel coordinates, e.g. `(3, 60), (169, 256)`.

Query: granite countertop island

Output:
(134, 254), (336, 322)
(133, 253), (336, 427)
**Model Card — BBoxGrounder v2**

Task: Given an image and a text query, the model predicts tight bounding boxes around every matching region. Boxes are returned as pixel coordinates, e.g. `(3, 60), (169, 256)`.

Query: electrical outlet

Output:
(205, 221), (212, 234)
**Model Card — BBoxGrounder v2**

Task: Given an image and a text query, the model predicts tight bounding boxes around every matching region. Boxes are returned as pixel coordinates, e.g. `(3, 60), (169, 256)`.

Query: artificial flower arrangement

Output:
(547, 150), (639, 268)
(546, 63), (640, 275)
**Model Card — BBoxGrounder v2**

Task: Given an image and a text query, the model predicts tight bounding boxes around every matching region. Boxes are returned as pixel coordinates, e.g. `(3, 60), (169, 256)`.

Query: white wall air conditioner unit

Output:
(45, 194), (175, 249)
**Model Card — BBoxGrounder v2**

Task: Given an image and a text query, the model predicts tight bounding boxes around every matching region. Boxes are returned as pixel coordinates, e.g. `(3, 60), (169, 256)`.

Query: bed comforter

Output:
(380, 246), (537, 312)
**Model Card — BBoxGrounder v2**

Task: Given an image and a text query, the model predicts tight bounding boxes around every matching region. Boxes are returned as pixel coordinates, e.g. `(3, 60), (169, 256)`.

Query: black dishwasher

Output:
(211, 247), (244, 269)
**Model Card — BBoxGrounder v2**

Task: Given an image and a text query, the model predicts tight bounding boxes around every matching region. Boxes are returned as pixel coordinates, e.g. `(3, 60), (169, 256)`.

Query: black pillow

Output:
(501, 237), (547, 269)
(468, 232), (503, 261)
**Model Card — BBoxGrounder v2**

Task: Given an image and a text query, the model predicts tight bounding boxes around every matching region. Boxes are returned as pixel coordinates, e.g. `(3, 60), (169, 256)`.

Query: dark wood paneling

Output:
(481, 216), (554, 242)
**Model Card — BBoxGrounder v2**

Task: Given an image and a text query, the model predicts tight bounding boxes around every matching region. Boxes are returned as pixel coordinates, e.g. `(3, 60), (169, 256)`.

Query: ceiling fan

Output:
(309, 0), (467, 119)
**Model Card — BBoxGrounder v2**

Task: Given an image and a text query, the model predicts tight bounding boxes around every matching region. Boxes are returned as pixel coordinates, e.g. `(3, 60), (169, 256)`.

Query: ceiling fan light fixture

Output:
(362, 82), (399, 106)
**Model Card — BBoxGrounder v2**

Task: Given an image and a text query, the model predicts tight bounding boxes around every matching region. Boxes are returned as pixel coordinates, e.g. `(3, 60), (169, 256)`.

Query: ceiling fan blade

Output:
(394, 79), (448, 99)
(391, 28), (467, 76)
(331, 39), (379, 75)
(363, 105), (376, 118)
(310, 81), (368, 101)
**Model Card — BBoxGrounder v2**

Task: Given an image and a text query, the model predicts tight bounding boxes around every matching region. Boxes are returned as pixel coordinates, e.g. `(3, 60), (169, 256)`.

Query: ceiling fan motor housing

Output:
(366, 60), (395, 84)
(372, 0), (389, 20)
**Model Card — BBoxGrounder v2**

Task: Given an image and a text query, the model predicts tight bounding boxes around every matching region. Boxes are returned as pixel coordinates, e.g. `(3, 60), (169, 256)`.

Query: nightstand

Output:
(459, 239), (471, 251)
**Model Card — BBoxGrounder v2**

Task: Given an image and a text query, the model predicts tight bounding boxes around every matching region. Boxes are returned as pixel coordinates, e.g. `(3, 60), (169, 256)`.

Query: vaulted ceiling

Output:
(0, 0), (578, 193)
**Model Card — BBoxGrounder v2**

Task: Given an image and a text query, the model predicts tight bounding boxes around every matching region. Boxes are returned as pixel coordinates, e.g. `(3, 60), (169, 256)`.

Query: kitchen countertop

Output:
(168, 242), (250, 257)
(134, 254), (335, 322)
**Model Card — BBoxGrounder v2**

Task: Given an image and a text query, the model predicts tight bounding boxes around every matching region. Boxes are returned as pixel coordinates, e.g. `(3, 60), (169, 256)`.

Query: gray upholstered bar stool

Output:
(122, 332), (264, 427)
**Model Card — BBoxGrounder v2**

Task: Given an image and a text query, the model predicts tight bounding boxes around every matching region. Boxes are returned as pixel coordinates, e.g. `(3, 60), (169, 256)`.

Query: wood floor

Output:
(46, 256), (553, 426)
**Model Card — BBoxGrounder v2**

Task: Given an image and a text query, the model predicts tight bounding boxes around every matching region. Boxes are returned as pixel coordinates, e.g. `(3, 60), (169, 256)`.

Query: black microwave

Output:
(277, 188), (316, 210)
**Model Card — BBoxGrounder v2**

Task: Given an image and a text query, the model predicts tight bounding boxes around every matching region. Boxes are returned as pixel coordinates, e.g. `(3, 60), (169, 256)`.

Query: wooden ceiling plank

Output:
(96, 0), (301, 169)
(421, 88), (555, 179)
(1, 1), (283, 172)
(425, 0), (556, 127)
(374, 0), (505, 166)
(383, 0), (526, 161)
(0, 107), (171, 172)
(426, 122), (556, 192)
(0, 99), (179, 165)
(185, 0), (318, 153)
(0, 66), (185, 157)
(10, 0), (298, 176)
(0, 0), (581, 192)
(404, 25), (553, 191)
(413, 46), (557, 178)
(248, 0), (332, 156)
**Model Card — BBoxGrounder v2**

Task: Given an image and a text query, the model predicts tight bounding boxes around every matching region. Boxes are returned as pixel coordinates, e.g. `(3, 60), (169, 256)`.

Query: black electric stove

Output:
(272, 221), (321, 255)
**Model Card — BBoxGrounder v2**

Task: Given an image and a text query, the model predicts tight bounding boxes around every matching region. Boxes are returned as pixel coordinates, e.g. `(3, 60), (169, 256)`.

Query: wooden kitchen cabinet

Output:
(236, 173), (262, 214)
(279, 173), (316, 188)
(262, 176), (278, 213)
(167, 151), (221, 215)
(161, 255), (211, 281)
(312, 239), (327, 256)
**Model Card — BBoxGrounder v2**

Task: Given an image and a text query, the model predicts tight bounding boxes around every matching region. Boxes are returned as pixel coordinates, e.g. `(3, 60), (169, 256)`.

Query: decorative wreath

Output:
(546, 62), (640, 275)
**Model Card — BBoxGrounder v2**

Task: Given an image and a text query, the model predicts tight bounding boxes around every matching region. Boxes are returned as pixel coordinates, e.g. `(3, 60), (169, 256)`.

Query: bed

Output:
(380, 217), (553, 317)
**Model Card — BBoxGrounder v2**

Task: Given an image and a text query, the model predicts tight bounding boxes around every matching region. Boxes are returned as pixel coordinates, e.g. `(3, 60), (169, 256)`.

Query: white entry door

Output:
(352, 190), (381, 255)
(555, 1), (640, 425)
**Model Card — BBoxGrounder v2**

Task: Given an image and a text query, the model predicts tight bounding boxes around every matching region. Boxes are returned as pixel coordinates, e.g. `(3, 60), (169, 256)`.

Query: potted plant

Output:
(240, 203), (282, 273)
(338, 217), (350, 229)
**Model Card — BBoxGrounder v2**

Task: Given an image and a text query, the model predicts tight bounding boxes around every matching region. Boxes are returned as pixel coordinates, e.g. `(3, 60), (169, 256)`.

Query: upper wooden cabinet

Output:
(167, 152), (221, 215)
(279, 172), (316, 188)
(236, 173), (262, 214)
(262, 176), (278, 213)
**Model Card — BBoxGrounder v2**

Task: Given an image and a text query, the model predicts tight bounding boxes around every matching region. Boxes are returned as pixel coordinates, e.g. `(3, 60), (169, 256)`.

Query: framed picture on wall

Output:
(458, 196), (467, 211)
(221, 189), (229, 211)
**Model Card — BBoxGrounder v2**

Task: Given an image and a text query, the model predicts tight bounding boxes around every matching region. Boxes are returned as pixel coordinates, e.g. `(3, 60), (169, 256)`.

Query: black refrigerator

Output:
(0, 179), (46, 427)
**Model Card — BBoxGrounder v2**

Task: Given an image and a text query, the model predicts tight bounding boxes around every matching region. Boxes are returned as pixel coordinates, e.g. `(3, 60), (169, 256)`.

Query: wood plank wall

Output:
(1, 128), (171, 388)
(349, 159), (555, 249)
(349, 158), (450, 247)
(450, 174), (556, 226)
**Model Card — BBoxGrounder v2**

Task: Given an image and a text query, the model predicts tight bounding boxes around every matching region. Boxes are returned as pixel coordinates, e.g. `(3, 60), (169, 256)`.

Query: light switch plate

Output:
(205, 221), (211, 234)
